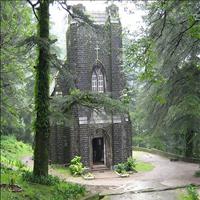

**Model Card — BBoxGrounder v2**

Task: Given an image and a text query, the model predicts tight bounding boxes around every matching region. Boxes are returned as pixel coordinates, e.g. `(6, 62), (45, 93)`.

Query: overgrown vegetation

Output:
(22, 171), (60, 186)
(0, 136), (86, 200)
(1, 135), (32, 168)
(1, 168), (86, 200)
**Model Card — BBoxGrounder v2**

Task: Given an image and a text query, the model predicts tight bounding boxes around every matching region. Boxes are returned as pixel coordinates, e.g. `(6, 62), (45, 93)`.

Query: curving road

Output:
(22, 151), (200, 199)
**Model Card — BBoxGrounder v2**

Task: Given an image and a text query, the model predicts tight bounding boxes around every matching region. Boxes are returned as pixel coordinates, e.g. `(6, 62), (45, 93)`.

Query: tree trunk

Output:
(33, 0), (50, 176)
(185, 129), (194, 158)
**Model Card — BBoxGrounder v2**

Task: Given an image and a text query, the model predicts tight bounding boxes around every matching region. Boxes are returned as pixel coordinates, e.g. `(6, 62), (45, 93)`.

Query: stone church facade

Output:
(49, 4), (132, 169)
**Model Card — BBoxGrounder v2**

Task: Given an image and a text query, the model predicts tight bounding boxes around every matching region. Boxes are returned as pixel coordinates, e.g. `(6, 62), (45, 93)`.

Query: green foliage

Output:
(1, 1), (36, 141)
(114, 163), (127, 174)
(135, 161), (154, 172)
(54, 182), (86, 200)
(194, 170), (200, 177)
(125, 157), (137, 172)
(0, 138), (86, 200)
(69, 156), (85, 176)
(114, 157), (137, 174)
(51, 89), (128, 116)
(180, 185), (200, 200)
(125, 0), (200, 157)
(22, 171), (60, 186)
(70, 156), (82, 165)
(1, 135), (32, 168)
(1, 168), (86, 200)
(133, 134), (165, 151)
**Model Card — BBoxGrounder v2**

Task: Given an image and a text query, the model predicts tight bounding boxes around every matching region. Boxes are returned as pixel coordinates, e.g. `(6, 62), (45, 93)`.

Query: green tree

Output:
(126, 0), (200, 157)
(31, 0), (50, 176)
(0, 1), (35, 142)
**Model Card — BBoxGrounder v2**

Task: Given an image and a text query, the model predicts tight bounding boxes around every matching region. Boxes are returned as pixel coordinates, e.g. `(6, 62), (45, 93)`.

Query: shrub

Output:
(69, 156), (85, 176)
(114, 163), (127, 174)
(22, 171), (60, 186)
(125, 157), (136, 172)
(181, 185), (200, 200)
(54, 183), (86, 200)
(114, 157), (137, 174)
(194, 170), (200, 177)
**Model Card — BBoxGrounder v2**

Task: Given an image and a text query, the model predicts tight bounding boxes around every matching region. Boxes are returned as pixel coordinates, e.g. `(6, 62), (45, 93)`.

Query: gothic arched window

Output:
(91, 67), (106, 93)
(92, 73), (97, 92)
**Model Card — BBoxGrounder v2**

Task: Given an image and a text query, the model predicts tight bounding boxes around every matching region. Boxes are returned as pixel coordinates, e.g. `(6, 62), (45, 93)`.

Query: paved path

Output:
(22, 151), (200, 199)
(109, 188), (200, 200)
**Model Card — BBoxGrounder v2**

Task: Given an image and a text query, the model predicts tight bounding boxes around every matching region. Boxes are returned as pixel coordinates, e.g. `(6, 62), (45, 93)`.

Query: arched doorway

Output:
(92, 137), (104, 165)
(90, 128), (111, 168)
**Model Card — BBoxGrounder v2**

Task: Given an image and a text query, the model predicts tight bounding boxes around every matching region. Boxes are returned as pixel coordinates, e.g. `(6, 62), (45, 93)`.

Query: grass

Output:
(1, 169), (86, 200)
(1, 135), (86, 200)
(133, 151), (155, 172)
(1, 135), (33, 166)
(51, 164), (71, 176)
(135, 161), (154, 172)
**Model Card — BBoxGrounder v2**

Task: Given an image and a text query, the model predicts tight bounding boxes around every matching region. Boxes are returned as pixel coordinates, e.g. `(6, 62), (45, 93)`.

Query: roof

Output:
(88, 11), (108, 24)
(69, 4), (120, 25)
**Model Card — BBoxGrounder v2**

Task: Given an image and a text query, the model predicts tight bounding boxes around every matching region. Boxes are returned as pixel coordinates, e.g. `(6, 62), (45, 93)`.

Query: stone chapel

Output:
(49, 4), (132, 169)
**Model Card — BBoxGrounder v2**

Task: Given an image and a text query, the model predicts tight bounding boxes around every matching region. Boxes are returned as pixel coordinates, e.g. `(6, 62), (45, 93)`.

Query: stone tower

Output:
(49, 4), (132, 169)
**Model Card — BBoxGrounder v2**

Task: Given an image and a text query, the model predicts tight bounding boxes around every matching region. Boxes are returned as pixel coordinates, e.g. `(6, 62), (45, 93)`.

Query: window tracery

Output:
(91, 67), (106, 93)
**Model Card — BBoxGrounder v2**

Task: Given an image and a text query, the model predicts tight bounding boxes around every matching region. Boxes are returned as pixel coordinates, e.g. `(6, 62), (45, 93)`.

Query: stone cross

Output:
(95, 44), (100, 60)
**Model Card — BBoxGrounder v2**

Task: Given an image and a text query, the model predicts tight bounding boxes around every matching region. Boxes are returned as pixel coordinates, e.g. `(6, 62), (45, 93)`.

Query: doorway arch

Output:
(90, 128), (111, 168)
(92, 137), (104, 165)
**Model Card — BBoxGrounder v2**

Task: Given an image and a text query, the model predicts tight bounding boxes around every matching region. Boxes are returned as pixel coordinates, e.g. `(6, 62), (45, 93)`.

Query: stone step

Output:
(92, 165), (109, 172)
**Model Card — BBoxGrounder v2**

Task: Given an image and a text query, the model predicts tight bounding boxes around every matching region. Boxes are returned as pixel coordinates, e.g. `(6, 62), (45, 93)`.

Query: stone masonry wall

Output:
(49, 125), (71, 164)
(49, 6), (133, 168)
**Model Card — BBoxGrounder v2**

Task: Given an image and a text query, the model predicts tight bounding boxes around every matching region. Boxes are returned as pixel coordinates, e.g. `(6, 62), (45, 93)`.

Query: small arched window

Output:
(91, 67), (106, 93)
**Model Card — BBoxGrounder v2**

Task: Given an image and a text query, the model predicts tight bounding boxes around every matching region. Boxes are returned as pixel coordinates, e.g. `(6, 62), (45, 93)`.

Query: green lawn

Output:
(133, 151), (155, 172)
(135, 161), (154, 172)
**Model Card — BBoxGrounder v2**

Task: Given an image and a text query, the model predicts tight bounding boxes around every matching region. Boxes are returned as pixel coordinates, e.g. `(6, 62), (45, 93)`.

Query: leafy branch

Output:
(51, 89), (128, 114)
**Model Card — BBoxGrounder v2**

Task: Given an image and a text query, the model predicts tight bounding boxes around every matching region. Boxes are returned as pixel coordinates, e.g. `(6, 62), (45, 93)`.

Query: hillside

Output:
(0, 136), (86, 200)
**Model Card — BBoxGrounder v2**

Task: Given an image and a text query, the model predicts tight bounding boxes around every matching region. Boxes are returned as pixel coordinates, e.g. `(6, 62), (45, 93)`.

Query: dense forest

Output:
(1, 0), (200, 196)
(1, 0), (200, 170)
(125, 0), (200, 158)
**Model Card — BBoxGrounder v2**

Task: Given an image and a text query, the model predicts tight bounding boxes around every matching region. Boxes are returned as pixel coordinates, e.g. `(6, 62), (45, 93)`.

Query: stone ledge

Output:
(99, 184), (200, 197)
(81, 193), (100, 200)
(133, 146), (200, 163)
